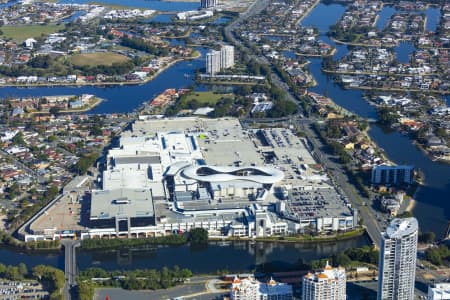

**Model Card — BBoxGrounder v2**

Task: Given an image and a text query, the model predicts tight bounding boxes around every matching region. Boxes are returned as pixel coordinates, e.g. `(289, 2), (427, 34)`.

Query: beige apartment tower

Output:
(302, 262), (346, 300)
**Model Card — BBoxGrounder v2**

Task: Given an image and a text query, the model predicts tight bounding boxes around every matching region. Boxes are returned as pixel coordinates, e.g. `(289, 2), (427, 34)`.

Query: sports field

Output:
(1, 24), (64, 42)
(180, 91), (234, 106)
(70, 52), (130, 67)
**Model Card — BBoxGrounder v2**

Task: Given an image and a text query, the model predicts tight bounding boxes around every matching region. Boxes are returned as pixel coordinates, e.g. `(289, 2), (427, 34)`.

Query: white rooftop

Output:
(385, 217), (418, 239)
(90, 188), (154, 220)
(428, 283), (450, 300)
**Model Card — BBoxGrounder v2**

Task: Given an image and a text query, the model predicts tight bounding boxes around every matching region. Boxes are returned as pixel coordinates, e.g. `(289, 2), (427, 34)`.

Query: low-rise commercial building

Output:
(428, 283), (450, 300)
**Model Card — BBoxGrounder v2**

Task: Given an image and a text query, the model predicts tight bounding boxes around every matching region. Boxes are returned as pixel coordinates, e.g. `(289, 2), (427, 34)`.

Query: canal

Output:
(0, 236), (369, 272)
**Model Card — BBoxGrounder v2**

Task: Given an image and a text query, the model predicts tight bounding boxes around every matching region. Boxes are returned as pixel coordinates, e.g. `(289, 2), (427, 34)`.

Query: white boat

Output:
(341, 75), (354, 83)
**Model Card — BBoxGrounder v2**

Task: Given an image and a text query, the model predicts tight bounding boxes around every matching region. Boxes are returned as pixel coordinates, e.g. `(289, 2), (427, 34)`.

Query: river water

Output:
(0, 1), (449, 271)
(376, 5), (440, 32)
(0, 247), (64, 269)
(0, 237), (369, 272)
(77, 237), (369, 273)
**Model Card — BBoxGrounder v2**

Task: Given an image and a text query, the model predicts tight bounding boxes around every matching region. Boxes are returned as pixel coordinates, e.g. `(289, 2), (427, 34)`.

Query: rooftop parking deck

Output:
(285, 188), (352, 220)
(30, 192), (85, 234)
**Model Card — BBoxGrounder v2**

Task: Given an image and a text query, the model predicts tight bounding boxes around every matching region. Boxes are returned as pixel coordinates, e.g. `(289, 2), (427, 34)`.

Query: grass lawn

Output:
(1, 24), (64, 42)
(180, 91), (233, 106)
(70, 52), (130, 67)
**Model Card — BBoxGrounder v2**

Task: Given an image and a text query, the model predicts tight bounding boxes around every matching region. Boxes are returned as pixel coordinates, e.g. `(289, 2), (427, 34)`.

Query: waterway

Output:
(146, 13), (175, 23)
(210, 16), (233, 25)
(376, 6), (396, 31)
(395, 42), (416, 63)
(77, 238), (369, 273)
(0, 237), (369, 273)
(0, 248), (64, 269)
(0, 0), (17, 8)
(376, 5), (440, 32)
(425, 7), (440, 32)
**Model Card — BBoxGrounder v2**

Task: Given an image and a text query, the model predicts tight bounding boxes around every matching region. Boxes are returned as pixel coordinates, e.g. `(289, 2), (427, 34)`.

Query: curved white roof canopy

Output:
(180, 165), (284, 184)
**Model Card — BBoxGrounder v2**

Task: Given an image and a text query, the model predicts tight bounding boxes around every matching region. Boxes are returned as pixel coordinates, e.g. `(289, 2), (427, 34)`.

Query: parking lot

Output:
(0, 280), (48, 299)
(30, 191), (85, 234)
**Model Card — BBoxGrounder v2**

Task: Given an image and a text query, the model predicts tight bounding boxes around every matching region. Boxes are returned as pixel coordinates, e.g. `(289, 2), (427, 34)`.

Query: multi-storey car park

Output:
(24, 117), (357, 241)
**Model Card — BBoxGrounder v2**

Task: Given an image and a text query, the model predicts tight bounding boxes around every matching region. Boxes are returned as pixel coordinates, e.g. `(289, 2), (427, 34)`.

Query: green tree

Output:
(18, 263), (28, 279)
(44, 185), (59, 200)
(90, 125), (103, 137)
(160, 267), (172, 288)
(49, 107), (61, 116)
(418, 231), (435, 244)
(11, 131), (25, 146)
(333, 253), (351, 267)
(5, 266), (21, 280)
(189, 228), (208, 244)
(426, 249), (443, 265)
(32, 265), (65, 300)
(47, 135), (57, 143)
(74, 152), (98, 175)
(425, 245), (450, 266)
(377, 106), (399, 126)
(77, 282), (95, 300)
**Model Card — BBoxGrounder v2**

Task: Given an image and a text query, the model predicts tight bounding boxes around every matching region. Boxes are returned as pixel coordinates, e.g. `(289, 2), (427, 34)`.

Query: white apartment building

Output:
(302, 262), (346, 300)
(200, 0), (216, 8)
(206, 50), (221, 75)
(206, 45), (234, 75)
(371, 165), (414, 185)
(230, 276), (293, 300)
(221, 45), (235, 69)
(378, 218), (418, 300)
(428, 283), (450, 300)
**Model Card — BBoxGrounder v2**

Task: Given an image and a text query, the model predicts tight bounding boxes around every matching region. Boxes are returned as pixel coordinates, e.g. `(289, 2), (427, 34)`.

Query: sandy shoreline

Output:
(405, 197), (417, 212)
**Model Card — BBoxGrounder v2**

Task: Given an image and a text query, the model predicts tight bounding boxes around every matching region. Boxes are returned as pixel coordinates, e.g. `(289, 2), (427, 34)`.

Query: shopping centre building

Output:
(23, 116), (357, 241)
(79, 117), (357, 239)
